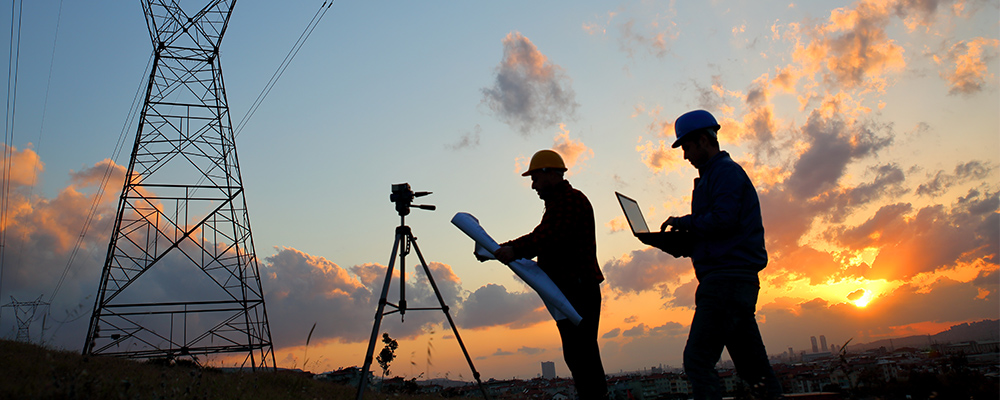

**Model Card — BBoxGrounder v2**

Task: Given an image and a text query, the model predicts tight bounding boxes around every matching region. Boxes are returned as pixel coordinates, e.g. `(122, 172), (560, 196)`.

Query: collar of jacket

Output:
(697, 150), (731, 176)
(539, 179), (572, 201)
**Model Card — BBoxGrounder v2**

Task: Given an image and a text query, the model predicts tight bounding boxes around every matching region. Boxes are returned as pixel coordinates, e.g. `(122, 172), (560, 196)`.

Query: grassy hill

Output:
(0, 339), (438, 400)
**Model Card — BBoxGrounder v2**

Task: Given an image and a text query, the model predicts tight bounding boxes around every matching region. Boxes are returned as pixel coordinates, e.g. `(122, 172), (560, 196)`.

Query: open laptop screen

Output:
(615, 192), (650, 235)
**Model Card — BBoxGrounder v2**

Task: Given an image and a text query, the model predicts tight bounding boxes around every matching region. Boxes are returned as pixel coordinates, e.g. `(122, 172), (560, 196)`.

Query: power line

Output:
(234, 1), (333, 138)
(0, 0), (24, 325)
(48, 53), (153, 305)
(182, 1), (333, 226)
(17, 0), (64, 304)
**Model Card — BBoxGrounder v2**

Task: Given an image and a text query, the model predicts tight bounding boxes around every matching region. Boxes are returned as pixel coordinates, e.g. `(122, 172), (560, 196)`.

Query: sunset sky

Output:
(1, 0), (997, 380)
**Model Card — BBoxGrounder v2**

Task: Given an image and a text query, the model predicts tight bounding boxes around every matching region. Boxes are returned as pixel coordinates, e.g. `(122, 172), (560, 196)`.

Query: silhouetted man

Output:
(493, 149), (608, 399)
(659, 110), (782, 400)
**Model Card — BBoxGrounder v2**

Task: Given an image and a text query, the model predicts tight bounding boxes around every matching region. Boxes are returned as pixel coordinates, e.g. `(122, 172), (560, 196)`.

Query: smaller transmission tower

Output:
(3, 295), (48, 342)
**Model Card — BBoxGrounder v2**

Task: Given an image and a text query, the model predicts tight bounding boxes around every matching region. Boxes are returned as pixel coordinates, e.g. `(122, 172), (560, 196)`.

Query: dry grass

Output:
(0, 339), (442, 400)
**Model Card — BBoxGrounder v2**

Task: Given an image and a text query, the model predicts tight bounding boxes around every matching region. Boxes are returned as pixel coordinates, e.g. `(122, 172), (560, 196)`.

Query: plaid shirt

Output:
(503, 180), (604, 286)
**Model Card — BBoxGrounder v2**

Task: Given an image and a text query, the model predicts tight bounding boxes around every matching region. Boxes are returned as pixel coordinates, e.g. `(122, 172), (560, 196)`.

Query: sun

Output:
(846, 287), (874, 308)
(852, 290), (872, 308)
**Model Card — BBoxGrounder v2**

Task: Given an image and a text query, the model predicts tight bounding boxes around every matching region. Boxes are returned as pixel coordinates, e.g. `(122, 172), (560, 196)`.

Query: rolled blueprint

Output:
(451, 212), (582, 325)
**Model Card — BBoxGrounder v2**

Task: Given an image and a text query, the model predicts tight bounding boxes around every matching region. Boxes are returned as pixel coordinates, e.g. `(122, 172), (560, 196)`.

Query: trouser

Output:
(683, 278), (782, 400)
(555, 280), (607, 399)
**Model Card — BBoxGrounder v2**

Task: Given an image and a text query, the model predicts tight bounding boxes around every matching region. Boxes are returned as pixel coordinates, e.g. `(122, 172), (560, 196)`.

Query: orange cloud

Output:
(606, 216), (628, 233)
(0, 156), (127, 352)
(1, 144), (43, 187)
(831, 187), (998, 281)
(5, 158), (123, 253)
(792, 0), (906, 92)
(938, 37), (999, 95)
(551, 125), (594, 173)
(512, 130), (594, 177)
(764, 246), (846, 286)
(424, 261), (462, 286)
(771, 65), (802, 93)
(637, 139), (684, 174)
(696, 74), (782, 154)
(644, 105), (673, 138)
(733, 154), (791, 193)
(741, 95), (779, 147)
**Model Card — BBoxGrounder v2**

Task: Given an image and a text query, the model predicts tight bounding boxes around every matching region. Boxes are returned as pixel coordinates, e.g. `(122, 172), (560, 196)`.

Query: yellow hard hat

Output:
(522, 150), (567, 176)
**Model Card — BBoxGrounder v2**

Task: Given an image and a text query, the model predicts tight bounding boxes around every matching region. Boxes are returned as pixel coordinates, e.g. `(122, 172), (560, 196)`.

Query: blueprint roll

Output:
(451, 212), (582, 325)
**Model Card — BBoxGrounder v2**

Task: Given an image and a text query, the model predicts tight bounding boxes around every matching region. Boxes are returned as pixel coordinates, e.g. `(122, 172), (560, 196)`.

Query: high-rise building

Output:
(810, 336), (819, 353)
(820, 335), (828, 352)
(541, 361), (556, 379)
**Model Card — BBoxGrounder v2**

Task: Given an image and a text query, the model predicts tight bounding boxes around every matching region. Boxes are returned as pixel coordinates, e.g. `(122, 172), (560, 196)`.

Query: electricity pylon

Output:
(3, 295), (48, 342)
(84, 0), (275, 370)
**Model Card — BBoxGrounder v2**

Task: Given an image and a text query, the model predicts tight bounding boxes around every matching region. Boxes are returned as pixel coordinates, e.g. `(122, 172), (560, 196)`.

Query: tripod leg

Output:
(408, 235), (492, 400)
(355, 232), (403, 400)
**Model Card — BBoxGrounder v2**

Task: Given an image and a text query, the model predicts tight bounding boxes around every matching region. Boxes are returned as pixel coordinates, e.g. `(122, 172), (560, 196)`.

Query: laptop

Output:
(615, 192), (692, 257)
(615, 192), (652, 235)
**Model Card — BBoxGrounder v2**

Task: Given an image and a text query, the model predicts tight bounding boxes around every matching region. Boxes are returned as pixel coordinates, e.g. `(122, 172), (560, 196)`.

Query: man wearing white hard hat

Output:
(661, 110), (783, 400)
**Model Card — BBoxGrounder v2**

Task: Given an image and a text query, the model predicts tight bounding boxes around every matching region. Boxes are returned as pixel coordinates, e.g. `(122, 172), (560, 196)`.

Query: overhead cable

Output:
(48, 54), (154, 306)
(0, 0), (24, 324)
(20, 0), (64, 305)
(234, 1), (334, 137)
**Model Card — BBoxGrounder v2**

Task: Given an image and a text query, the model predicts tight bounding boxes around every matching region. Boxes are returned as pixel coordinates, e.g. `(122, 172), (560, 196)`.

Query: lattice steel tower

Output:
(3, 295), (48, 342)
(84, 0), (274, 369)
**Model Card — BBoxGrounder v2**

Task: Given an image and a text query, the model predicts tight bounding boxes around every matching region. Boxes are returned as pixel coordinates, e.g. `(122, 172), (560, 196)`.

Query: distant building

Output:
(821, 335), (828, 352)
(811, 336), (819, 353)
(541, 361), (556, 379)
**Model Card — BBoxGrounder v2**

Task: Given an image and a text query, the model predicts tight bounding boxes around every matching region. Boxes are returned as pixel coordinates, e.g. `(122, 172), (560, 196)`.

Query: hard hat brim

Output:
(521, 167), (567, 177)
(671, 126), (720, 148)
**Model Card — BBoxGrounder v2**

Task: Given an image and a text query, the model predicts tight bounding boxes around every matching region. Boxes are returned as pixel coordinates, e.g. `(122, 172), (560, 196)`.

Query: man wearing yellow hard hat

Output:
(494, 149), (608, 399)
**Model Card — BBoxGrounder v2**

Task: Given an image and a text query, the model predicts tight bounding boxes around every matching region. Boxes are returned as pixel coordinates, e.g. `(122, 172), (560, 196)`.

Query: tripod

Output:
(356, 184), (490, 399)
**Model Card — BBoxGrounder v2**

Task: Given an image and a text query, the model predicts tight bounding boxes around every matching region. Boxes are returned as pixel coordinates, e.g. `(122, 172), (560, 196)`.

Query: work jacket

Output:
(671, 151), (767, 282)
(503, 180), (604, 287)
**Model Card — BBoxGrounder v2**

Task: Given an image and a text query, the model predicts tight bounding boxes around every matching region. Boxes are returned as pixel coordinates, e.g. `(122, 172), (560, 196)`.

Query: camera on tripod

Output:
(390, 183), (435, 216)
(358, 182), (489, 399)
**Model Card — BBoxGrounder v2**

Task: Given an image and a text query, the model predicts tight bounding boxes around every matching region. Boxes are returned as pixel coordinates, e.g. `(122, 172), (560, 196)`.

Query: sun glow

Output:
(852, 290), (872, 308)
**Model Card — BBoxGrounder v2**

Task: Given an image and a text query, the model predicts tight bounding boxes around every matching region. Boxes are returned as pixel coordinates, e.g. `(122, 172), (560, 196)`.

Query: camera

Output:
(390, 183), (435, 216)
